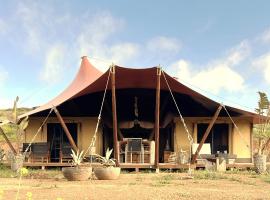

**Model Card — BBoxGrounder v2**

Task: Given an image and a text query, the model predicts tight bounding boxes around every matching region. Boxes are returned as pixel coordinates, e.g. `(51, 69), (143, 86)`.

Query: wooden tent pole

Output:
(53, 107), (78, 152)
(155, 67), (161, 168)
(0, 127), (17, 155)
(191, 105), (222, 164)
(111, 65), (119, 166)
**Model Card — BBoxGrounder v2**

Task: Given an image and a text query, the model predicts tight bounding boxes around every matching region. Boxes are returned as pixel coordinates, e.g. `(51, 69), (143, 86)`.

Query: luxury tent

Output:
(19, 56), (258, 169)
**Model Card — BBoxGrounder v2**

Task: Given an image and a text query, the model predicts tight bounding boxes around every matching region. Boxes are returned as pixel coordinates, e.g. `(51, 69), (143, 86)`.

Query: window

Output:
(197, 123), (229, 154)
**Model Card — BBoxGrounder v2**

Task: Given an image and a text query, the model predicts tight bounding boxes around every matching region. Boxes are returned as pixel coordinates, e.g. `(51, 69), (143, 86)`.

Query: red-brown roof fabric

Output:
(73, 65), (257, 119)
(21, 59), (258, 122)
(20, 56), (103, 118)
(75, 66), (202, 97)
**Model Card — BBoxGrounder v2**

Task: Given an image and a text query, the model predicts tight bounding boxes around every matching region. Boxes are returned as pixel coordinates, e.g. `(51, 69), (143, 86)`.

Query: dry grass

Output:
(0, 169), (270, 199)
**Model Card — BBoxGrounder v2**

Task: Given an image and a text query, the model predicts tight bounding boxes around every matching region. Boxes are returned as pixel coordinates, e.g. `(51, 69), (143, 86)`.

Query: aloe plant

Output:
(96, 148), (116, 167)
(70, 149), (84, 167)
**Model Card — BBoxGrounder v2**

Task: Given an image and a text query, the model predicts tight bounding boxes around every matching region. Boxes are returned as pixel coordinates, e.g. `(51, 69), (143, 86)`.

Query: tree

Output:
(0, 97), (29, 171)
(254, 92), (270, 155)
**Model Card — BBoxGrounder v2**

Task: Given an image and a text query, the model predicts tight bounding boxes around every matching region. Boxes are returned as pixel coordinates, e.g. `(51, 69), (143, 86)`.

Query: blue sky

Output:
(0, 0), (270, 111)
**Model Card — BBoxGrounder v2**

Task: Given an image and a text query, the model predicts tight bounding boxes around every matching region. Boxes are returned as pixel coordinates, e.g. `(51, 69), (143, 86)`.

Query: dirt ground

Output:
(0, 171), (270, 200)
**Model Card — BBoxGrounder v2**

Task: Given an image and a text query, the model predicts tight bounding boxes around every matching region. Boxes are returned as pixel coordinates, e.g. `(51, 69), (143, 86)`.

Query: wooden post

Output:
(53, 107), (78, 152)
(191, 105), (222, 164)
(155, 67), (161, 168)
(0, 127), (17, 155)
(111, 65), (119, 166)
(250, 123), (254, 163)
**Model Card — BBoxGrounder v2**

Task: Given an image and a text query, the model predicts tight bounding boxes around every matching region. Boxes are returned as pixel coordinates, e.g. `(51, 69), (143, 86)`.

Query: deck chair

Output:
(125, 138), (143, 163)
(60, 143), (73, 163)
(31, 142), (50, 163)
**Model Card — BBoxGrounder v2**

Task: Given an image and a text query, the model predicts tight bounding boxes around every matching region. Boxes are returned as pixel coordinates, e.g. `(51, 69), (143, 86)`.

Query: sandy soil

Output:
(0, 172), (270, 200)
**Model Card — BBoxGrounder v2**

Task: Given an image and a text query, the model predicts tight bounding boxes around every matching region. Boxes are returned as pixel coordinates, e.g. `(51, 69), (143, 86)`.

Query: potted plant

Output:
(94, 148), (121, 180)
(253, 92), (270, 174)
(62, 149), (92, 181)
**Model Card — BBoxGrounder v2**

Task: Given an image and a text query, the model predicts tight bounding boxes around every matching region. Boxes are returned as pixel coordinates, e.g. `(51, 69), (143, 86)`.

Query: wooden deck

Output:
(3, 161), (265, 170)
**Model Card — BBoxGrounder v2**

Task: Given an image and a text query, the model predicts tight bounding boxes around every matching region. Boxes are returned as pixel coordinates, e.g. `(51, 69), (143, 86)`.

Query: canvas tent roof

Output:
(20, 56), (258, 121)
(20, 56), (102, 118)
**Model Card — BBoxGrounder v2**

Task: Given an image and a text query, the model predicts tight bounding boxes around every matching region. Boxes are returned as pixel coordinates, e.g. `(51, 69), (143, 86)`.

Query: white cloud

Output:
(5, 3), (181, 80)
(12, 2), (71, 54)
(172, 41), (249, 94)
(147, 36), (181, 55)
(109, 43), (140, 63)
(7, 2), (74, 84)
(226, 40), (250, 66)
(84, 11), (124, 43)
(15, 2), (44, 53)
(258, 28), (270, 44)
(77, 11), (139, 71)
(252, 53), (270, 85)
(40, 44), (66, 83)
(174, 60), (245, 94)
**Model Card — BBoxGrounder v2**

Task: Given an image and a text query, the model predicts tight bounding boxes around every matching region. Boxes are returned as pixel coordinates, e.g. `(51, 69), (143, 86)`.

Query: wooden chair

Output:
(125, 138), (143, 163)
(30, 142), (50, 163)
(60, 143), (73, 163)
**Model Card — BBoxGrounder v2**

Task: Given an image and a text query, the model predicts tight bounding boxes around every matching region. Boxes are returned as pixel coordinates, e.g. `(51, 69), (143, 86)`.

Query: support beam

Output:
(111, 65), (119, 166)
(53, 107), (78, 152)
(191, 105), (223, 164)
(0, 127), (17, 155)
(155, 67), (161, 168)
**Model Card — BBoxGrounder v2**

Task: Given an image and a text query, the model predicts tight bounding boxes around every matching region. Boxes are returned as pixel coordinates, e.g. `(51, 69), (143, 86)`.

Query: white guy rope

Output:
(222, 104), (250, 149)
(161, 70), (194, 173)
(83, 65), (112, 158)
(23, 108), (53, 155)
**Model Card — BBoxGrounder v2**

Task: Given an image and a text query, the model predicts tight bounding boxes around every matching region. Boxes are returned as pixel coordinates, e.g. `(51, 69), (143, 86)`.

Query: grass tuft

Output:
(193, 170), (227, 180)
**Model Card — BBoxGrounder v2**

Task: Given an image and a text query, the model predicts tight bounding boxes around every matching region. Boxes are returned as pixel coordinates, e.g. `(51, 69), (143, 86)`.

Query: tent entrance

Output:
(102, 123), (175, 163)
(197, 123), (229, 154)
(47, 123), (77, 162)
(102, 124), (152, 155)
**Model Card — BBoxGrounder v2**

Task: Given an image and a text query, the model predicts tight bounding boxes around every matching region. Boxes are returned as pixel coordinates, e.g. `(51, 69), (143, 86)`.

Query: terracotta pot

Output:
(10, 154), (24, 172)
(62, 166), (92, 181)
(94, 166), (121, 180)
(254, 154), (267, 174)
